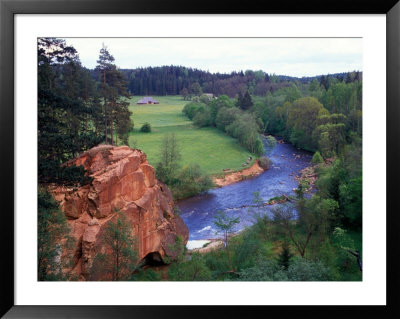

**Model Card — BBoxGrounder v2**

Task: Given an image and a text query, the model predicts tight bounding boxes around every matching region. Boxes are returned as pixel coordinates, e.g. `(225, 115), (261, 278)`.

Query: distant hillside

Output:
(90, 65), (361, 97)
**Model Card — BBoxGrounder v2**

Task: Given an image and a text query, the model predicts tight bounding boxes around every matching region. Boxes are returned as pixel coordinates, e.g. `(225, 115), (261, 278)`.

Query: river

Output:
(177, 139), (312, 248)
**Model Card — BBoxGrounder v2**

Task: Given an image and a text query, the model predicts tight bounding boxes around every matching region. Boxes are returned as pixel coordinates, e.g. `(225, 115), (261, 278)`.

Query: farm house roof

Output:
(137, 97), (159, 104)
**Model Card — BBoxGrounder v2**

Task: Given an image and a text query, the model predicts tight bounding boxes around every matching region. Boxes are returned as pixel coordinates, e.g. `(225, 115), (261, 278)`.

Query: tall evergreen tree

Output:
(38, 38), (102, 185)
(95, 44), (132, 145)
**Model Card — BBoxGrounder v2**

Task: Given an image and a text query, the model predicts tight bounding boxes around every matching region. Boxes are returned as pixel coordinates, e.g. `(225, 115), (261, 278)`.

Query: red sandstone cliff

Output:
(49, 145), (188, 280)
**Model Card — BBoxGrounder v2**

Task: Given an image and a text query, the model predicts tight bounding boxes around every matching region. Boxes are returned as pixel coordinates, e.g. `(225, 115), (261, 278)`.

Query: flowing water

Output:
(177, 139), (312, 246)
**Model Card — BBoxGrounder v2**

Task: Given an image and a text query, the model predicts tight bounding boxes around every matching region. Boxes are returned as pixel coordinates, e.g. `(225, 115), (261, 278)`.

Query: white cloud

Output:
(63, 37), (362, 77)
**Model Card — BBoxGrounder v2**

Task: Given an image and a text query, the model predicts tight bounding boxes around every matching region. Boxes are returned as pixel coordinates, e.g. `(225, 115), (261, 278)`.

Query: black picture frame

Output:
(1, 0), (399, 318)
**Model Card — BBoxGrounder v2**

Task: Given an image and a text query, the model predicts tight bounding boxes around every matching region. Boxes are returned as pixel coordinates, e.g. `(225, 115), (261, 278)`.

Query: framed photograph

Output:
(1, 0), (399, 317)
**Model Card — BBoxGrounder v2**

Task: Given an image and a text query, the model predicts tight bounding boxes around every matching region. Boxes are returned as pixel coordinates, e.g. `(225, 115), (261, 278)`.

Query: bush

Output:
(193, 108), (212, 127)
(258, 156), (271, 170)
(182, 102), (205, 120)
(140, 122), (151, 133)
(215, 107), (241, 131)
(171, 164), (214, 199)
(312, 151), (324, 164)
(287, 257), (332, 281)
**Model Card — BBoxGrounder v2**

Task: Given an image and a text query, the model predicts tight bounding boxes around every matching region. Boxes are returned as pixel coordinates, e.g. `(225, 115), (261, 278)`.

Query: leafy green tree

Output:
(193, 107), (212, 127)
(180, 87), (190, 100)
(313, 113), (347, 157)
(171, 164), (214, 199)
(213, 210), (240, 250)
(225, 113), (265, 155)
(190, 82), (203, 96)
(182, 102), (206, 120)
(91, 209), (138, 281)
(156, 133), (181, 185)
(339, 176), (362, 230)
(215, 106), (241, 132)
(38, 188), (73, 281)
(209, 95), (234, 125)
(287, 97), (328, 150)
(272, 197), (338, 258)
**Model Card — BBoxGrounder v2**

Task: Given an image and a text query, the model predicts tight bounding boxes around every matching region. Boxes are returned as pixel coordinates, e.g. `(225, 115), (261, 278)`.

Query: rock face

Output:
(50, 145), (188, 280)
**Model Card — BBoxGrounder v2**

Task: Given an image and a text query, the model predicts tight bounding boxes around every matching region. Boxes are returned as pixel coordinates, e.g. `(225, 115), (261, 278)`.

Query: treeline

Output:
(182, 94), (265, 156)
(119, 65), (361, 98)
(38, 38), (132, 185)
(182, 73), (362, 156)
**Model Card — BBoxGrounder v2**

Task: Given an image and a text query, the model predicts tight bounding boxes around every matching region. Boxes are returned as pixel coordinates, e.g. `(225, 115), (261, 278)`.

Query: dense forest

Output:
(38, 38), (362, 282)
(118, 65), (361, 97)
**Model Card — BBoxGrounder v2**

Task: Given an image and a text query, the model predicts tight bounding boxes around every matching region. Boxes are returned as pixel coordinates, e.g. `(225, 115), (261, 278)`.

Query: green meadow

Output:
(128, 96), (255, 175)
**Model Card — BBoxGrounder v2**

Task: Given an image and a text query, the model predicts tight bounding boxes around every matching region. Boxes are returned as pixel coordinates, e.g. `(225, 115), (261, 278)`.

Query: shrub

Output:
(312, 151), (324, 164)
(171, 164), (214, 199)
(193, 108), (212, 127)
(140, 122), (151, 133)
(182, 102), (205, 120)
(287, 257), (332, 281)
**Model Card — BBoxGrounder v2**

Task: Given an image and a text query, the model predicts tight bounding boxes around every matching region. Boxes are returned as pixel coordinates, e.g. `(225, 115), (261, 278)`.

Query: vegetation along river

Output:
(177, 139), (312, 248)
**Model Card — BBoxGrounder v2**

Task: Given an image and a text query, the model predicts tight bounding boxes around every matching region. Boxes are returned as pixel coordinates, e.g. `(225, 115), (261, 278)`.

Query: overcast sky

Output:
(63, 38), (362, 78)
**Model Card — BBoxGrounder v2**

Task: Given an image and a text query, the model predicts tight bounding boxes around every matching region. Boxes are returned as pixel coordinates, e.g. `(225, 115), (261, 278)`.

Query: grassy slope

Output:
(128, 96), (255, 175)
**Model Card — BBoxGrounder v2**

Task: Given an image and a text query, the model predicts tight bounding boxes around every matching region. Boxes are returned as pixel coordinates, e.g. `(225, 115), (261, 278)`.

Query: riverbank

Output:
(178, 140), (313, 241)
(212, 160), (265, 187)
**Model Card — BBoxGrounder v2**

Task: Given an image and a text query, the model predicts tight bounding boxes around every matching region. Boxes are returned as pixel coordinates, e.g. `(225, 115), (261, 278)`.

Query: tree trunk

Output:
(110, 100), (114, 146)
(103, 69), (108, 144)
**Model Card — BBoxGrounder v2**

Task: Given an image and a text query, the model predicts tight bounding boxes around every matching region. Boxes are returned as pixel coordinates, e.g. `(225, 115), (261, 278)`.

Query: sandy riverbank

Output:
(212, 160), (265, 187)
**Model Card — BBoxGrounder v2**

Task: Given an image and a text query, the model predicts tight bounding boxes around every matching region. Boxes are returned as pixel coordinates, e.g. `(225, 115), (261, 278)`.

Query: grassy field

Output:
(128, 96), (255, 175)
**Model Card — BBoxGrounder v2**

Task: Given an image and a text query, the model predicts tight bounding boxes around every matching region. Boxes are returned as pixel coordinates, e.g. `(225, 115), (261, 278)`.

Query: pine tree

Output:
(91, 209), (138, 281)
(38, 188), (73, 280)
(239, 91), (254, 110)
(96, 44), (132, 145)
(38, 38), (102, 185)
(278, 240), (293, 270)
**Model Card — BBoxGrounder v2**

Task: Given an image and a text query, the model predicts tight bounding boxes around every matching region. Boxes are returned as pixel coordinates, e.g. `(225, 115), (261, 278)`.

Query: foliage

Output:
(287, 97), (328, 151)
(213, 210), (240, 249)
(168, 253), (212, 281)
(95, 44), (132, 146)
(286, 257), (332, 281)
(311, 151), (324, 164)
(237, 91), (254, 110)
(91, 209), (138, 281)
(239, 258), (287, 281)
(277, 241), (293, 270)
(140, 122), (152, 133)
(155, 133), (181, 185)
(38, 38), (104, 185)
(170, 164), (214, 199)
(38, 188), (73, 281)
